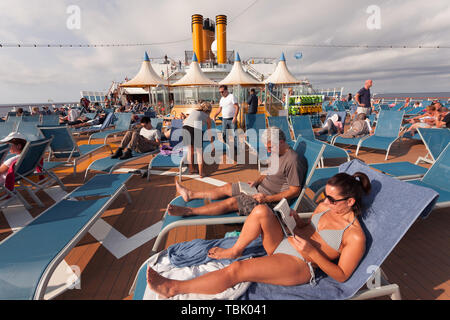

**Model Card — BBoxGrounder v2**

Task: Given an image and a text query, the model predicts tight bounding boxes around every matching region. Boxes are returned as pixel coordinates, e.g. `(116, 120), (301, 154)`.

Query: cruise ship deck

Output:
(0, 127), (448, 301)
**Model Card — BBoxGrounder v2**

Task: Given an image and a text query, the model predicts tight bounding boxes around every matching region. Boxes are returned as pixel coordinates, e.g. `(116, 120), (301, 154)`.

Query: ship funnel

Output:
(216, 15), (227, 64)
(202, 18), (215, 62)
(192, 14), (204, 63)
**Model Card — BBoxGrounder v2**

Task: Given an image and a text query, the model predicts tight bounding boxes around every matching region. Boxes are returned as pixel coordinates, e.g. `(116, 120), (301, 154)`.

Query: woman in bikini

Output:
(146, 172), (371, 298)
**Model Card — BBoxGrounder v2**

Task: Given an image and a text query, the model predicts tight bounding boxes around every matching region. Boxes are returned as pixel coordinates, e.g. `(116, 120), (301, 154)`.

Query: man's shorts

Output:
(231, 183), (275, 216)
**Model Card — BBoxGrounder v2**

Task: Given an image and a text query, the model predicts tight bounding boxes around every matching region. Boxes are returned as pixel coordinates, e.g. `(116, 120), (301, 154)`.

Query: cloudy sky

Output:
(1, 0), (449, 104)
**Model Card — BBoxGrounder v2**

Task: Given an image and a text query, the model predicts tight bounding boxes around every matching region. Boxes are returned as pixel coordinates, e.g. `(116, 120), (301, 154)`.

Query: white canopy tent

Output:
(120, 52), (168, 106)
(264, 52), (301, 85)
(171, 53), (218, 106)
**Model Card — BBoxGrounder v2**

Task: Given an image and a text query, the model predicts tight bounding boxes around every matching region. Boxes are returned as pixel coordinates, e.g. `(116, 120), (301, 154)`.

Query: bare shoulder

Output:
(344, 220), (366, 246)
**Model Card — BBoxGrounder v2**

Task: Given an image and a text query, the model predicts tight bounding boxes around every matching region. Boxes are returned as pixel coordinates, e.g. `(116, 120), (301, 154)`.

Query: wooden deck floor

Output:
(0, 133), (448, 300)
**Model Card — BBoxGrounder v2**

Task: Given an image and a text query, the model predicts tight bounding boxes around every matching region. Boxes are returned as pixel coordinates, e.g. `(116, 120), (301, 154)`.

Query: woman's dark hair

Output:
(10, 138), (27, 152)
(326, 172), (371, 216)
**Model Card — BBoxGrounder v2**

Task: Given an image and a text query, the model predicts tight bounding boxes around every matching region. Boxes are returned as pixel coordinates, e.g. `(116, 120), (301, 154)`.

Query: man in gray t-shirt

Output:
(167, 127), (307, 217)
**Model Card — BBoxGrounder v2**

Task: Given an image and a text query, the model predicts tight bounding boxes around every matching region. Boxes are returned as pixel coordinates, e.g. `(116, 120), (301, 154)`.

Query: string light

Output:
(1, 40), (447, 50)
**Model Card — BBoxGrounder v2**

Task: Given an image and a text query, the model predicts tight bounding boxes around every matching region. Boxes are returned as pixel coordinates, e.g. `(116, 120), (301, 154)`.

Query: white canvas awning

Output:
(172, 53), (217, 87)
(122, 87), (149, 95)
(219, 52), (261, 86)
(264, 53), (301, 84)
(120, 52), (166, 87)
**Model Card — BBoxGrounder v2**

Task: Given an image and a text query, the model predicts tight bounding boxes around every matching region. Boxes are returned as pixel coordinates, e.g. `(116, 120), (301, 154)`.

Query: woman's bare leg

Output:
(175, 179), (233, 202)
(187, 145), (196, 174)
(147, 254), (310, 298)
(167, 196), (238, 216)
(195, 147), (205, 177)
(208, 205), (284, 259)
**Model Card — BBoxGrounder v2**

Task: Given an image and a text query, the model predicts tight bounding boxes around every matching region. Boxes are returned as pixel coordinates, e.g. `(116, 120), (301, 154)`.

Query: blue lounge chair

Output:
(84, 148), (160, 181)
(16, 121), (44, 141)
(0, 173), (132, 300)
(40, 114), (60, 126)
(244, 114), (269, 171)
(12, 138), (67, 207)
(244, 113), (266, 151)
(0, 122), (17, 140)
(147, 137), (325, 256)
(415, 127), (450, 164)
(151, 118), (164, 133)
(267, 116), (295, 146)
(291, 115), (350, 164)
(130, 159), (438, 300)
(355, 110), (405, 160)
(82, 112), (97, 120)
(71, 112), (115, 137)
(407, 143), (450, 210)
(87, 112), (133, 144)
(306, 159), (431, 205)
(21, 115), (41, 123)
(0, 144), (32, 210)
(368, 161), (428, 180)
(39, 126), (112, 176)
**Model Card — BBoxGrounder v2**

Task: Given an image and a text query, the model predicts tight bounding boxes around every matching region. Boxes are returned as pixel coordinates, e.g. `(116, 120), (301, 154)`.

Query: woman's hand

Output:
(289, 235), (317, 261)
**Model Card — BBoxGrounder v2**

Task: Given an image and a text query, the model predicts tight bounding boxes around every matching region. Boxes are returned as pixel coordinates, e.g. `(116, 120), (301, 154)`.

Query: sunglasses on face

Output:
(323, 190), (350, 205)
(219, 90), (226, 94)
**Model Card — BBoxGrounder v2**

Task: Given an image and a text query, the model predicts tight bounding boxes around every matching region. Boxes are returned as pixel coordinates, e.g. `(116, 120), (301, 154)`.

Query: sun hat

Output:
(0, 132), (27, 143)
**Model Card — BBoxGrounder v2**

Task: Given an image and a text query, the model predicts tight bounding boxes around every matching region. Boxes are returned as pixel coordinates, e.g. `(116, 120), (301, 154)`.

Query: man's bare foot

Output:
(146, 266), (177, 298)
(167, 204), (194, 216)
(208, 246), (242, 260)
(175, 178), (192, 202)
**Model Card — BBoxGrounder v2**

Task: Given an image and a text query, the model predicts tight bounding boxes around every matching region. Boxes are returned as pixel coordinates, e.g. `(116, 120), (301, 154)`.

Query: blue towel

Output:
(168, 236), (266, 268)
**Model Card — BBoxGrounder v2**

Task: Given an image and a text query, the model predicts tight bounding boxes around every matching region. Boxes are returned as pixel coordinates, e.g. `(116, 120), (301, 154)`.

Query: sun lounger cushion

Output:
(0, 197), (111, 299)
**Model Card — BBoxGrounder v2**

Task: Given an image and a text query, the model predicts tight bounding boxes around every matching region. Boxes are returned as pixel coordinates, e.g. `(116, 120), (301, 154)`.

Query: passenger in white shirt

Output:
(111, 116), (161, 160)
(214, 85), (240, 143)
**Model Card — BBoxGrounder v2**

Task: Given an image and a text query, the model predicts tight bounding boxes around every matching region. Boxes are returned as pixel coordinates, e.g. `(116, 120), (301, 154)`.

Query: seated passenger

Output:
(111, 116), (161, 160)
(336, 113), (370, 139)
(0, 132), (27, 186)
(71, 112), (107, 128)
(16, 108), (24, 117)
(147, 172), (371, 298)
(167, 127), (307, 217)
(435, 107), (450, 128)
(315, 114), (343, 136)
(403, 103), (440, 136)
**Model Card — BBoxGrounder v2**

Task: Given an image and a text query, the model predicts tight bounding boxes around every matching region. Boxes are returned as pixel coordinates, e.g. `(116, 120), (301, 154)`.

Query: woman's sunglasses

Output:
(323, 190), (350, 205)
